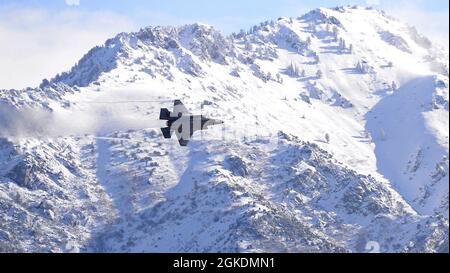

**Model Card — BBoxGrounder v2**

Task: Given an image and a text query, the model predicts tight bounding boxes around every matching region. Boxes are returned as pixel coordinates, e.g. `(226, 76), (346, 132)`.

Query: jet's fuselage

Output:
(166, 114), (222, 134)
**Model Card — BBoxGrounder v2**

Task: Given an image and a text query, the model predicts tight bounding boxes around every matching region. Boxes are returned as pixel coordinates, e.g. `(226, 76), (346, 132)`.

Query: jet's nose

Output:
(212, 119), (224, 125)
(204, 118), (224, 127)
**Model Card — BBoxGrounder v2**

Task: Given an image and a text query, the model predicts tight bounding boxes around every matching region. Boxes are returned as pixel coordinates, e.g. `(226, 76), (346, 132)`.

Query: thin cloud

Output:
(0, 5), (135, 90)
(381, 0), (449, 50)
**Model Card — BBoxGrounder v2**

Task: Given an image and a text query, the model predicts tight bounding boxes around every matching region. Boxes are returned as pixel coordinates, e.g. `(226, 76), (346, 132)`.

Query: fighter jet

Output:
(159, 100), (224, 146)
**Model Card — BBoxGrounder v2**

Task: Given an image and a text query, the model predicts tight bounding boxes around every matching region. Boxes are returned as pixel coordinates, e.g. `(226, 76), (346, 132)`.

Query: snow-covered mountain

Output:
(0, 6), (448, 253)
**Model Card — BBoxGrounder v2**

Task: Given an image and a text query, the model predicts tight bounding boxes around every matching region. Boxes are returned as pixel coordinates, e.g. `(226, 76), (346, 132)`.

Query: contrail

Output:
(0, 103), (166, 139)
(70, 99), (174, 104)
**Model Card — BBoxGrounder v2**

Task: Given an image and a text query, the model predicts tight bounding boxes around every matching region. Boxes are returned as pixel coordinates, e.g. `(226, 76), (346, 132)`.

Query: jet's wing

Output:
(172, 100), (189, 116)
(174, 126), (195, 146)
(178, 138), (189, 146)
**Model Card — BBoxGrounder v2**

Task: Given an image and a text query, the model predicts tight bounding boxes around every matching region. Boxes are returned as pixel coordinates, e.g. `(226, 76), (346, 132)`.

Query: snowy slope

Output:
(0, 6), (448, 252)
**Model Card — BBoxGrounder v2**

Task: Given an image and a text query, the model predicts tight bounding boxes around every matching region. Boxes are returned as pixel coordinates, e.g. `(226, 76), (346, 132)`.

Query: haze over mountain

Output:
(0, 6), (448, 252)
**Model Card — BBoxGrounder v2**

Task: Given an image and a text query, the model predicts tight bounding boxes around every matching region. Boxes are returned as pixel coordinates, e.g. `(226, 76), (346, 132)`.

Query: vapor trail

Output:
(0, 103), (165, 139)
(71, 99), (174, 104)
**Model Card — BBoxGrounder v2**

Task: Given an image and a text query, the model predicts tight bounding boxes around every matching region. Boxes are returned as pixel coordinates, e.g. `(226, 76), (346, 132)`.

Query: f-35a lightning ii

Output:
(159, 100), (224, 146)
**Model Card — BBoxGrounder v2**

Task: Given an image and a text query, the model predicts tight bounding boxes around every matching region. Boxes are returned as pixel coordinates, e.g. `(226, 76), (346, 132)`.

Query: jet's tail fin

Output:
(161, 127), (172, 139)
(159, 108), (171, 120)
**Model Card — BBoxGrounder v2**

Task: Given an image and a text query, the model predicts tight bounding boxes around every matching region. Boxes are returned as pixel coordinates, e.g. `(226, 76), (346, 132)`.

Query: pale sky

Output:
(0, 0), (448, 89)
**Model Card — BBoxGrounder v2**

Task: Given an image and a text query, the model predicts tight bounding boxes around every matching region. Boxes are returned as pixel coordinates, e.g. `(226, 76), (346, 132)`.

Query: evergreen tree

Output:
(314, 54), (320, 63)
(306, 36), (312, 47)
(301, 69), (306, 77)
(287, 62), (296, 76)
(276, 73), (283, 83)
(391, 81), (398, 91)
(316, 69), (323, 78)
(332, 26), (339, 41)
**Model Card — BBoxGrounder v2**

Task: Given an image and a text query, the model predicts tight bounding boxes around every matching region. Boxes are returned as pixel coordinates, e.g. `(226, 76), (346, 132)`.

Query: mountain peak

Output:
(40, 6), (448, 89)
